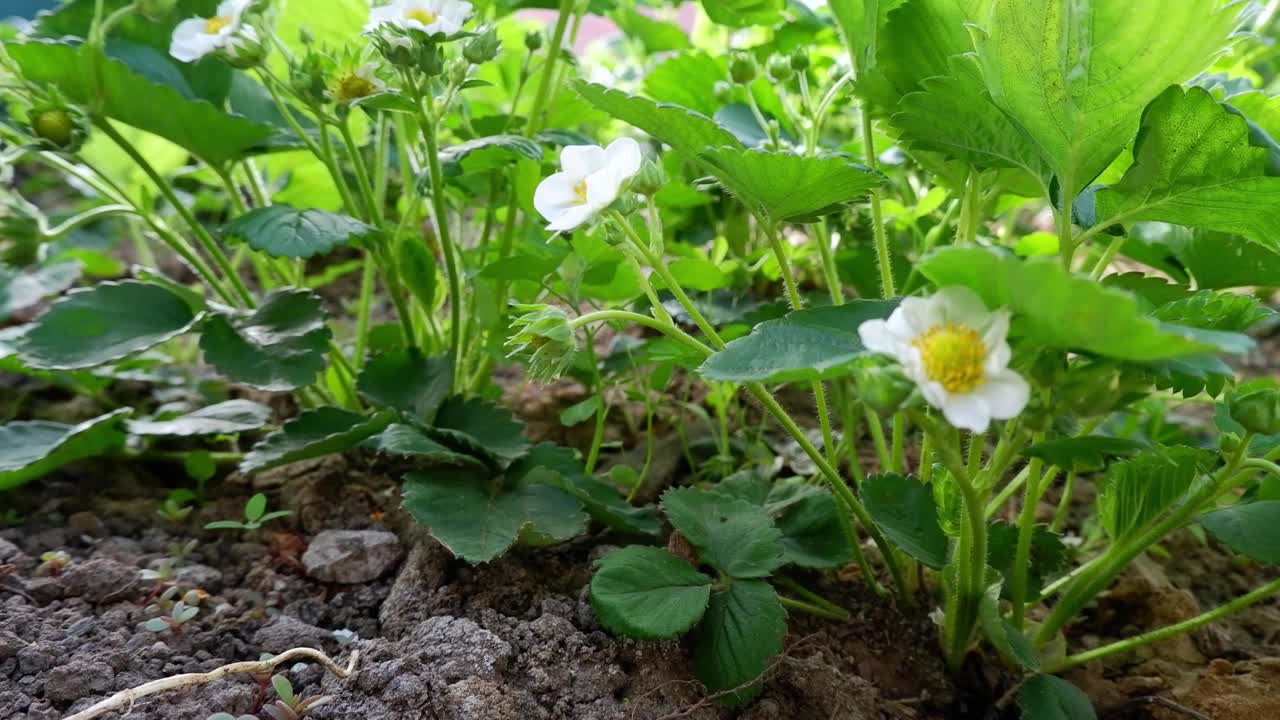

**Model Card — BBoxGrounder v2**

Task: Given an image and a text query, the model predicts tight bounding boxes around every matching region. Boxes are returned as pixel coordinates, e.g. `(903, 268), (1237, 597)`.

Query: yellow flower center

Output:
(913, 323), (986, 393)
(204, 16), (232, 34)
(333, 72), (377, 104)
(405, 8), (438, 25)
(572, 179), (588, 204)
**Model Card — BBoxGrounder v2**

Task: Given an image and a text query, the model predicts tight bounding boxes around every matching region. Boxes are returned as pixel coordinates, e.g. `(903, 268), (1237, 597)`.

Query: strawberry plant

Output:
(1, 0), (1279, 717)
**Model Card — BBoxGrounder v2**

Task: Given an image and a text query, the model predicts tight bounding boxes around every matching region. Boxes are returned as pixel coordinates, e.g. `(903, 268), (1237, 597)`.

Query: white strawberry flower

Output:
(365, 0), (474, 35)
(533, 138), (643, 232)
(858, 286), (1030, 433)
(169, 0), (254, 63)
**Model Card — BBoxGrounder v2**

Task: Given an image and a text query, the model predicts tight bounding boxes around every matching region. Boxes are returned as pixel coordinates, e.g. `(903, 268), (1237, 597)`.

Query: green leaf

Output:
(1091, 87), (1280, 248)
(200, 288), (332, 391)
(0, 409), (129, 491)
(1098, 447), (1208, 543)
(0, 262), (81, 321)
(1199, 501), (1280, 565)
(975, 0), (1240, 195)
(766, 481), (852, 569)
(357, 350), (453, 421)
(699, 300), (898, 383)
(642, 51), (725, 117)
(572, 81), (742, 157)
(862, 473), (948, 569)
(7, 41), (273, 165)
(691, 579), (786, 706)
(430, 396), (531, 465)
(439, 135), (544, 177)
(222, 204), (376, 259)
(611, 5), (690, 53)
(700, 0), (784, 27)
(17, 280), (199, 370)
(662, 487), (784, 578)
(126, 399), (272, 436)
(240, 407), (394, 474)
(979, 579), (1039, 670)
(987, 522), (1069, 601)
(363, 423), (486, 467)
(659, 257), (729, 293)
(1152, 290), (1273, 333)
(1018, 675), (1097, 720)
(919, 247), (1247, 361)
(590, 546), (713, 639)
(547, 473), (661, 536)
(698, 147), (883, 223)
(245, 493), (267, 522)
(402, 466), (584, 563)
(558, 396), (600, 427)
(1022, 436), (1147, 473)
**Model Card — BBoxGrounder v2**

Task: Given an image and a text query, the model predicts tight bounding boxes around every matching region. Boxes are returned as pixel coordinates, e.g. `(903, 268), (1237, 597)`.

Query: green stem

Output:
(1051, 472), (1077, 533)
(955, 172), (981, 246)
(814, 219), (843, 304)
(778, 594), (850, 621)
(858, 102), (894, 298)
(1089, 236), (1125, 280)
(1046, 575), (1280, 673)
(891, 413), (906, 474)
(524, 0), (574, 135)
(416, 90), (464, 390)
(571, 310), (713, 357)
(337, 114), (383, 225)
(1057, 179), (1077, 270)
(353, 255), (376, 370)
(1010, 452), (1051, 629)
(583, 327), (608, 474)
(36, 204), (135, 240)
(865, 409), (893, 472)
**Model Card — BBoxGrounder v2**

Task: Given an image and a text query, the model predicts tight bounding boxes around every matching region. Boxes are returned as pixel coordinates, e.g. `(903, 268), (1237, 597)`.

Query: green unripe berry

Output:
(713, 81), (733, 105)
(31, 108), (79, 149)
(1228, 380), (1280, 436)
(729, 53), (757, 84)
(789, 49), (809, 72)
(766, 55), (794, 83)
(524, 31), (544, 51)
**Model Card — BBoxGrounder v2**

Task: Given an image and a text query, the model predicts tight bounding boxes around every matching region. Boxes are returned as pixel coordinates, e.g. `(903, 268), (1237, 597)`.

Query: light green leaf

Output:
(357, 350), (453, 421)
(200, 288), (332, 391)
(699, 301), (897, 383)
(363, 423), (486, 467)
(701, 0), (784, 27)
(691, 579), (786, 706)
(1018, 675), (1097, 720)
(919, 247), (1248, 361)
(439, 135), (544, 177)
(17, 281), (199, 370)
(975, 0), (1240, 194)
(0, 262), (81, 321)
(402, 466), (584, 563)
(1200, 501), (1280, 564)
(590, 546), (713, 639)
(126, 399), (272, 436)
(0, 409), (130, 491)
(572, 81), (742, 157)
(660, 257), (729, 293)
(662, 487), (784, 578)
(1098, 447), (1208, 543)
(222, 205), (376, 259)
(643, 51), (725, 117)
(611, 5), (690, 53)
(240, 407), (395, 475)
(698, 147), (883, 223)
(1152, 290), (1272, 332)
(862, 473), (948, 569)
(1092, 86), (1280, 249)
(7, 41), (273, 165)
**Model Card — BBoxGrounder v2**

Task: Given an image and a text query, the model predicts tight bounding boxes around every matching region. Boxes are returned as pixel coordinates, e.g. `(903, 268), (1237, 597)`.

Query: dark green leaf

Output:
(691, 579), (786, 706)
(698, 147), (883, 222)
(699, 300), (897, 383)
(979, 579), (1039, 670)
(1200, 501), (1280, 564)
(431, 396), (531, 465)
(200, 288), (332, 391)
(1018, 675), (1097, 720)
(767, 481), (852, 569)
(240, 407), (394, 474)
(662, 487), (784, 578)
(987, 522), (1069, 601)
(17, 281), (199, 370)
(223, 204), (376, 259)
(357, 350), (453, 421)
(126, 399), (272, 436)
(439, 135), (543, 177)
(862, 473), (948, 568)
(1022, 436), (1147, 473)
(363, 423), (485, 467)
(590, 546), (713, 639)
(0, 410), (129, 491)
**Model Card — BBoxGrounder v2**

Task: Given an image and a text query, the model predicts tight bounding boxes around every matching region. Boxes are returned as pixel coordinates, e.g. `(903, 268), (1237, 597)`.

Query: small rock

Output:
(411, 616), (513, 683)
(253, 615), (331, 654)
(16, 642), (55, 674)
(174, 564), (223, 591)
(45, 660), (114, 706)
(59, 558), (138, 604)
(0, 537), (25, 564)
(66, 512), (106, 538)
(0, 630), (26, 660)
(303, 530), (402, 584)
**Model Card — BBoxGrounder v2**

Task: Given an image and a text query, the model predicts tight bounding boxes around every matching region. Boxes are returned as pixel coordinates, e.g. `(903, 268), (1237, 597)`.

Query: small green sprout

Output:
(157, 489), (196, 523)
(264, 675), (332, 720)
(205, 493), (291, 532)
(143, 600), (199, 634)
(35, 550), (71, 577)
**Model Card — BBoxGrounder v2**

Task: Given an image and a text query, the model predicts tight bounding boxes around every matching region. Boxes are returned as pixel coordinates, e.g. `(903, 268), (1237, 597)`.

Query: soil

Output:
(3, 371), (1280, 719)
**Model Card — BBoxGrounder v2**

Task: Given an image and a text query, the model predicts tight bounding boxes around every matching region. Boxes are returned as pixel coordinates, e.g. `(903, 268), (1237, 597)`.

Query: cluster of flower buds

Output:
(506, 304), (578, 380)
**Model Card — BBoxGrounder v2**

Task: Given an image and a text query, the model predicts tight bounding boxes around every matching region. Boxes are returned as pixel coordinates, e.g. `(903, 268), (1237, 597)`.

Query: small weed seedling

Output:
(263, 675), (332, 720)
(205, 493), (291, 532)
(143, 600), (199, 635)
(34, 550), (70, 577)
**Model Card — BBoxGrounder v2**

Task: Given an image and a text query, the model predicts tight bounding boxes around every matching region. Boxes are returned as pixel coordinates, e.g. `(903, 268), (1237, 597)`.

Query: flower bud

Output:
(506, 304), (578, 380)
(448, 57), (470, 86)
(713, 81), (733, 105)
(463, 26), (501, 64)
(417, 42), (446, 76)
(290, 51), (331, 106)
(1228, 380), (1280, 436)
(766, 55), (794, 83)
(220, 25), (266, 69)
(789, 49), (809, 72)
(630, 157), (666, 196)
(524, 30), (544, 51)
(137, 0), (177, 20)
(851, 360), (913, 416)
(30, 104), (87, 151)
(729, 52), (757, 85)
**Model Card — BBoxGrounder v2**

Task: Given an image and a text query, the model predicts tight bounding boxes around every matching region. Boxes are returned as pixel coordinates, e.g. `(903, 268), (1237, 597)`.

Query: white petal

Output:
(938, 392), (992, 433)
(584, 166), (623, 207)
(170, 18), (220, 62)
(217, 0), (253, 20)
(983, 310), (1013, 371)
(916, 378), (949, 409)
(546, 204), (597, 232)
(533, 172), (579, 223)
(559, 145), (606, 176)
(935, 285), (991, 327)
(972, 369), (1030, 420)
(897, 295), (943, 336)
(603, 137), (642, 179)
(365, 5), (401, 31)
